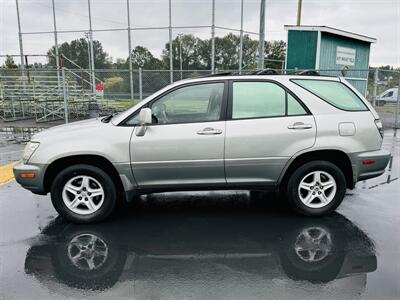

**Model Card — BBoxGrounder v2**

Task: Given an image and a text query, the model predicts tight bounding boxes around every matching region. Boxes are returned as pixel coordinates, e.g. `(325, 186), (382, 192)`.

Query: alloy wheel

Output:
(62, 175), (105, 215)
(298, 171), (337, 209)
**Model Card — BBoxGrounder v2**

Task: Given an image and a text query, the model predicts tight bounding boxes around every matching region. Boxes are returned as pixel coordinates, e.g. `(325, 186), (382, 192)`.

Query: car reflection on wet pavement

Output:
(0, 131), (399, 299)
(24, 207), (376, 298)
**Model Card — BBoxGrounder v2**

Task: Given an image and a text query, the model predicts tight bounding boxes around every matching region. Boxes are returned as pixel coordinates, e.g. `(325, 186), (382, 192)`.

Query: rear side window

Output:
(231, 81), (307, 119)
(232, 82), (285, 119)
(287, 94), (307, 115)
(291, 79), (368, 111)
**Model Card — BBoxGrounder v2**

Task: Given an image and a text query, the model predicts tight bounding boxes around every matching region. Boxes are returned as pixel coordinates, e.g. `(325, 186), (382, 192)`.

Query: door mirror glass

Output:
(139, 108), (152, 125)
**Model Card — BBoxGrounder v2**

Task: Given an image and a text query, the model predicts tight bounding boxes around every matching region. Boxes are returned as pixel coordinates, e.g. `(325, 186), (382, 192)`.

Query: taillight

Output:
(374, 119), (384, 138)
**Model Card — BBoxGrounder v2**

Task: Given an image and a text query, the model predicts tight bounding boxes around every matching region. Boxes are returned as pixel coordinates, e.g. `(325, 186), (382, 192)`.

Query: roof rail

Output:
(203, 71), (234, 77)
(250, 69), (280, 75)
(296, 70), (320, 76)
(202, 69), (320, 78)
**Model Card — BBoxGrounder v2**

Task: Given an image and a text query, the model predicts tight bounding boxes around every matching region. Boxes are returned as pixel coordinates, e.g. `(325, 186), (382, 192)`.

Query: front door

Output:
(129, 81), (227, 188)
(225, 80), (316, 185)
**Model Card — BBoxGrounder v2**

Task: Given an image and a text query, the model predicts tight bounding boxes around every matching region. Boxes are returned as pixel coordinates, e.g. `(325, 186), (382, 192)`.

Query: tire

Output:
(279, 221), (344, 283)
(52, 229), (126, 290)
(286, 161), (346, 216)
(51, 164), (117, 224)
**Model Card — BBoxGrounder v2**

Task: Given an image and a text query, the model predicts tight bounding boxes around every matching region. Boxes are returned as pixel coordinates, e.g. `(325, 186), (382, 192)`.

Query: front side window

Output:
(231, 81), (307, 119)
(383, 91), (393, 98)
(292, 79), (368, 111)
(125, 82), (224, 125)
(150, 82), (224, 124)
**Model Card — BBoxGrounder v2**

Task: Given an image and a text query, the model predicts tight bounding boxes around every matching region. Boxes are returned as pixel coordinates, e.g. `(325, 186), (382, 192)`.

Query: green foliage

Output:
(47, 38), (111, 69)
(104, 76), (125, 92)
(130, 46), (163, 69)
(3, 55), (18, 69)
(161, 33), (286, 70)
(46, 34), (286, 71)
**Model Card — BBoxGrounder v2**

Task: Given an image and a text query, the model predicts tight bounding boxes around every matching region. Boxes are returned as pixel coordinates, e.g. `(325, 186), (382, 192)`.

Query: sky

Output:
(1, 0), (399, 67)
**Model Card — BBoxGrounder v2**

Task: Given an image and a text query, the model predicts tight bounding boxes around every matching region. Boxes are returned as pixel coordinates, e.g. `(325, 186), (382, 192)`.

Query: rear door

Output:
(224, 80), (316, 185)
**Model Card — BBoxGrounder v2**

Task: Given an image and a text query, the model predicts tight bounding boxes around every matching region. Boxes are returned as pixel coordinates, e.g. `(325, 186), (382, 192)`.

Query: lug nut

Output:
(78, 196), (82, 200)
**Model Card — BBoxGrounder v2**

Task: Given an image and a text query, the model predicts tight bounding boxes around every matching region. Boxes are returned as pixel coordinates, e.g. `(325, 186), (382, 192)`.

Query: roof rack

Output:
(250, 68), (280, 75)
(296, 70), (320, 76)
(204, 71), (234, 77)
(202, 69), (320, 78)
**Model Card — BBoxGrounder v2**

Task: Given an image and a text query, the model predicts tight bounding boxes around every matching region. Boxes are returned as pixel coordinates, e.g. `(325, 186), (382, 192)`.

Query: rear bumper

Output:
(13, 163), (47, 195)
(350, 149), (391, 182)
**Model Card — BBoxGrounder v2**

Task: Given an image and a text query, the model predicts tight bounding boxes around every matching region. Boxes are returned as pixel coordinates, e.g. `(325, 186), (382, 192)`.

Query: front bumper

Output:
(351, 149), (391, 182)
(13, 163), (47, 195)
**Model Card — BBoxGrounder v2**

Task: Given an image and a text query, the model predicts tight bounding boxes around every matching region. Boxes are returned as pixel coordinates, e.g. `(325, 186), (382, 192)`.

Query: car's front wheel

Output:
(51, 164), (117, 223)
(286, 161), (346, 216)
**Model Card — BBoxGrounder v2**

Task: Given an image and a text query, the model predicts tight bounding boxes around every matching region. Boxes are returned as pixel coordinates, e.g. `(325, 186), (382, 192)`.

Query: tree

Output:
(161, 33), (286, 71)
(264, 40), (286, 69)
(3, 55), (18, 69)
(104, 76), (125, 92)
(130, 46), (163, 69)
(162, 34), (208, 70)
(47, 38), (111, 69)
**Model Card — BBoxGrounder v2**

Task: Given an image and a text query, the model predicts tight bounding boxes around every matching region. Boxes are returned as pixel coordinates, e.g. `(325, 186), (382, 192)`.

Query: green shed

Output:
(284, 25), (376, 95)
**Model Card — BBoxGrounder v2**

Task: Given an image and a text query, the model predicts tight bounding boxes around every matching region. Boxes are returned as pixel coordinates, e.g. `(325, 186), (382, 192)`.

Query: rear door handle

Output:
(197, 127), (223, 135)
(287, 122), (313, 130)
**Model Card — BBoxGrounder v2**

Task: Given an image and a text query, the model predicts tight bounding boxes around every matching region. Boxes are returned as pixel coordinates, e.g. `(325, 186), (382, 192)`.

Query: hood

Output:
(32, 118), (107, 142)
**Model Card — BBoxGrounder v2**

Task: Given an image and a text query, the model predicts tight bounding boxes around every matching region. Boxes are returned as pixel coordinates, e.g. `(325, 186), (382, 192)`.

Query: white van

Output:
(377, 88), (398, 106)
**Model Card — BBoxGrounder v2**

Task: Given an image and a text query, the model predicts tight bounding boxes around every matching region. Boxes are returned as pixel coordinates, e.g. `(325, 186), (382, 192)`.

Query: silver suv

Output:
(13, 75), (390, 223)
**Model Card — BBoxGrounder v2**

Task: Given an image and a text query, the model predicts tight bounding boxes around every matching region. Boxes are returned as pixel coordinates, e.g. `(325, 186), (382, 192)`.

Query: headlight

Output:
(23, 142), (40, 163)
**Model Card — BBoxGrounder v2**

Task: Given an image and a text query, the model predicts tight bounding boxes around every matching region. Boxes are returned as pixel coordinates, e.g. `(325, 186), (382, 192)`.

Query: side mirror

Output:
(136, 108), (152, 136)
(139, 108), (152, 125)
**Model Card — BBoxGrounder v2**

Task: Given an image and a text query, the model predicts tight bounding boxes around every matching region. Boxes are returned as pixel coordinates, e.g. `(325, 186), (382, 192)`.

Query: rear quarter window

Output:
(291, 79), (368, 111)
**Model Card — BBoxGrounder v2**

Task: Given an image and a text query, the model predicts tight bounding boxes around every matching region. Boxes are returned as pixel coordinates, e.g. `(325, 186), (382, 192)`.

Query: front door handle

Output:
(197, 127), (223, 135)
(287, 122), (313, 130)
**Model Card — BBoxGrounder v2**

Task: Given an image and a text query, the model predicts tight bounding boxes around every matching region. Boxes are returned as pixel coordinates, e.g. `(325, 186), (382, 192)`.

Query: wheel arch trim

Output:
(278, 149), (354, 189)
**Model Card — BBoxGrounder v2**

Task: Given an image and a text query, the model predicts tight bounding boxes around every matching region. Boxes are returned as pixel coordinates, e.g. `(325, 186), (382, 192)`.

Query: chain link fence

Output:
(368, 69), (400, 130)
(1, 67), (399, 131)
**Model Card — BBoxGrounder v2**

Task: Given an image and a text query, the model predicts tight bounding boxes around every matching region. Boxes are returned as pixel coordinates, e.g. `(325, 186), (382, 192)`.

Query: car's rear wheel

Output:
(51, 164), (117, 223)
(286, 161), (346, 216)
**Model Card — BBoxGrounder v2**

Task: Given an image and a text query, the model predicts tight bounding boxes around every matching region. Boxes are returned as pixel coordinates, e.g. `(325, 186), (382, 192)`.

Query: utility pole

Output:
(87, 0), (96, 97)
(127, 0), (134, 101)
(169, 0), (173, 83)
(178, 34), (183, 80)
(211, 0), (216, 73)
(51, 0), (61, 91)
(296, 0), (303, 26)
(257, 0), (266, 70)
(238, 0), (244, 73)
(15, 0), (25, 74)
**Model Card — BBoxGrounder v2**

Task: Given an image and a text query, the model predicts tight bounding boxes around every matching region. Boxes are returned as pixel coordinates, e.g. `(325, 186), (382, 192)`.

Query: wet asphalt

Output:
(0, 131), (399, 300)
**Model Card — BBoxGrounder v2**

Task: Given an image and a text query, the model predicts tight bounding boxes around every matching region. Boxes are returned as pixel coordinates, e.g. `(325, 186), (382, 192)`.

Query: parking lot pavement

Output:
(0, 131), (399, 300)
